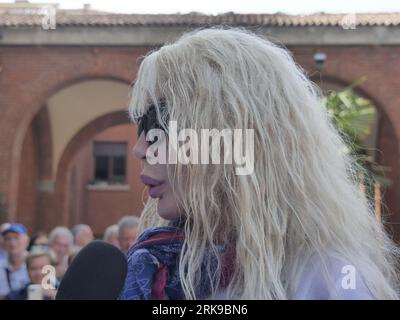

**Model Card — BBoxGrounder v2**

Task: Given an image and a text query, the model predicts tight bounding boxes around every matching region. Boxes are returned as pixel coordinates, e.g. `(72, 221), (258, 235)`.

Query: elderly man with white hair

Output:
(48, 226), (73, 280)
(118, 216), (140, 254)
(71, 224), (94, 250)
(103, 224), (120, 249)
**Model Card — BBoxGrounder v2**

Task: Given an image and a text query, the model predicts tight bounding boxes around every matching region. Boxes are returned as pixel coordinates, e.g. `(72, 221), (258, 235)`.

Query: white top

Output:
(209, 252), (375, 300)
(294, 252), (374, 300)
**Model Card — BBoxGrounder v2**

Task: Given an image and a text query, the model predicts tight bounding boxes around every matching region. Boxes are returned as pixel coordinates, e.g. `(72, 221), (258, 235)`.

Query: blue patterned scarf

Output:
(119, 224), (235, 300)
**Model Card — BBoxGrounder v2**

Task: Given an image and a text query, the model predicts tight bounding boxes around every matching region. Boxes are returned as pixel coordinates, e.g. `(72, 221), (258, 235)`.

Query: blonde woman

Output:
(119, 27), (399, 300)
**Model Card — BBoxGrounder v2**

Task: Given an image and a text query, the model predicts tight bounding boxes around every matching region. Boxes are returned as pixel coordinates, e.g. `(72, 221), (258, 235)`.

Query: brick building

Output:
(0, 3), (399, 238)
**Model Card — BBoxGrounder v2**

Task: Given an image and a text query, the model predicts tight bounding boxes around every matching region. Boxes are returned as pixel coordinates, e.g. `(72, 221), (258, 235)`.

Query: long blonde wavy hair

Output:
(129, 27), (399, 299)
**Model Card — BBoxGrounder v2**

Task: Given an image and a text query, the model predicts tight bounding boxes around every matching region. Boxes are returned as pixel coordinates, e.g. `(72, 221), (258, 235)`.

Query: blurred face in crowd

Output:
(3, 232), (27, 257)
(33, 235), (48, 247)
(74, 226), (94, 248)
(118, 226), (139, 253)
(28, 255), (51, 285)
(50, 235), (71, 259)
(108, 229), (120, 248)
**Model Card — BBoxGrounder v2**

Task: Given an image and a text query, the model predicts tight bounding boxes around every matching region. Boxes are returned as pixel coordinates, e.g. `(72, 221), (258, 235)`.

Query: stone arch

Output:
(8, 74), (136, 222)
(15, 105), (54, 231)
(4, 46), (147, 222)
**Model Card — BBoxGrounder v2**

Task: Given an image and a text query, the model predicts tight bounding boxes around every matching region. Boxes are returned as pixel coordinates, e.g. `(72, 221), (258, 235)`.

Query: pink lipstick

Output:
(140, 175), (164, 199)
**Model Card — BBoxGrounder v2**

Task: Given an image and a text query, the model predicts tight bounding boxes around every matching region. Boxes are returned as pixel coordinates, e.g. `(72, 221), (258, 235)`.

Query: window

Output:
(93, 142), (127, 184)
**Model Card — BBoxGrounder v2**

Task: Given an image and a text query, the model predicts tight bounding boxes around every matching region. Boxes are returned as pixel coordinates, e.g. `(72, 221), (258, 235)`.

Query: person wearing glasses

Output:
(119, 28), (399, 300)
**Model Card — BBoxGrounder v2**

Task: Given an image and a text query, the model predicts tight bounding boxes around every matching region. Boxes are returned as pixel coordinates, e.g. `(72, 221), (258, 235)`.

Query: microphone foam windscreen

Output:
(56, 240), (127, 300)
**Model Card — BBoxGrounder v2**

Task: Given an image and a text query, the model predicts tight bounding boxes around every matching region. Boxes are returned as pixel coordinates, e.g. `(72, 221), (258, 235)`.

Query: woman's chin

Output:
(157, 197), (180, 221)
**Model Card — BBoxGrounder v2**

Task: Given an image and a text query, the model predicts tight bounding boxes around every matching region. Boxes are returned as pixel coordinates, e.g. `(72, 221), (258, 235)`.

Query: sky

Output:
(2, 0), (400, 14)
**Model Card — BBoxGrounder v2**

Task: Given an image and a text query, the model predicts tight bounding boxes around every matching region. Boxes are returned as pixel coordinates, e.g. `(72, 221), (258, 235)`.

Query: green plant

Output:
(322, 78), (391, 198)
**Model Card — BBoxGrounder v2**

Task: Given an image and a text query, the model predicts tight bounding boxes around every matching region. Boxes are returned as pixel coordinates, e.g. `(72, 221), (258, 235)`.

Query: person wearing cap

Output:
(0, 223), (30, 299)
(0, 239), (6, 267)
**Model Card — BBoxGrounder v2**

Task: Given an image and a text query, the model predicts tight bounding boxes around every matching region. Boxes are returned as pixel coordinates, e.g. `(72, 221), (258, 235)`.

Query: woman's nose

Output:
(133, 132), (148, 160)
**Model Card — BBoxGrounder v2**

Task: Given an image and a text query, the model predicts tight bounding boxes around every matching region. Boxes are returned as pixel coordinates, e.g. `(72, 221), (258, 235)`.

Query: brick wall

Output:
(68, 124), (144, 236)
(0, 45), (399, 239)
(15, 121), (38, 234)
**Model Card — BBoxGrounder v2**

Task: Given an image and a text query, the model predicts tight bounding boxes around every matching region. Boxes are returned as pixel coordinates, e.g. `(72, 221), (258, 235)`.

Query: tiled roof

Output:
(0, 11), (400, 28)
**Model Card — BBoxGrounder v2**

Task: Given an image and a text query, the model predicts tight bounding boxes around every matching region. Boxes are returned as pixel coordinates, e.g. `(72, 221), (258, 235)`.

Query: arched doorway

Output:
(314, 76), (400, 241)
(53, 115), (144, 235)
(14, 79), (144, 234)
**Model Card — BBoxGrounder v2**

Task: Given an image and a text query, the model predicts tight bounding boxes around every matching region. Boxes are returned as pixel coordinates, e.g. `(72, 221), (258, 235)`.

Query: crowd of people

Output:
(0, 216), (140, 300)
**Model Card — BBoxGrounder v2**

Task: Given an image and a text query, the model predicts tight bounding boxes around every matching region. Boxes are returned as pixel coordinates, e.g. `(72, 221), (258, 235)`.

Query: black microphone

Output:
(56, 240), (127, 300)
